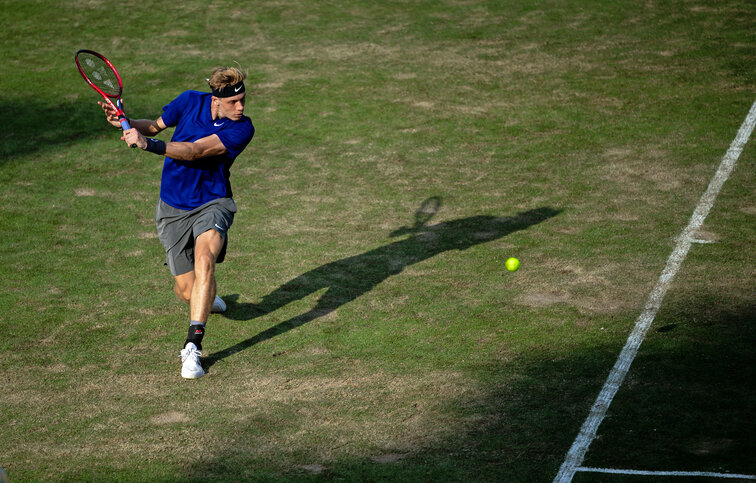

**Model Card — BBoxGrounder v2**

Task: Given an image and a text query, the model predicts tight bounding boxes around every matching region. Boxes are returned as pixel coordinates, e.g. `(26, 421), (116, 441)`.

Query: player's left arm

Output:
(161, 134), (227, 161)
(124, 130), (227, 160)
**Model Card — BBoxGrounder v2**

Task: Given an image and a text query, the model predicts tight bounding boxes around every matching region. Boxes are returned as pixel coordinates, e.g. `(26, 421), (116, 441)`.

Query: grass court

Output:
(1, 1), (754, 481)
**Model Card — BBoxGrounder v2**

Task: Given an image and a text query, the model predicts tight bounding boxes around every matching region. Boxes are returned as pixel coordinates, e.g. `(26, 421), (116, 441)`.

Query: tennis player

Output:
(100, 66), (254, 379)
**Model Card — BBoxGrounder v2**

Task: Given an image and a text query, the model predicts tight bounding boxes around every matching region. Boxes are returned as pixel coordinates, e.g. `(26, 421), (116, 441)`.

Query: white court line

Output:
(578, 467), (756, 479)
(554, 99), (756, 483)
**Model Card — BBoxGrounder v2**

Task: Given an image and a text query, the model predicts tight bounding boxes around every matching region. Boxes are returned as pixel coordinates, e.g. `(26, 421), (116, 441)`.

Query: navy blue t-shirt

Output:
(159, 90), (254, 210)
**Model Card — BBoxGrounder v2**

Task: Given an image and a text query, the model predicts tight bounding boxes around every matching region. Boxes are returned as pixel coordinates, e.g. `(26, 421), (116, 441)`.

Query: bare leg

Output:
(174, 271), (194, 304)
(172, 229), (225, 323)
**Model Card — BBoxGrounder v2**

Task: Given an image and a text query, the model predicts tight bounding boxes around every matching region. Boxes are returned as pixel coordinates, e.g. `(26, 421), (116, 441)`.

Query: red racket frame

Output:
(75, 49), (132, 131)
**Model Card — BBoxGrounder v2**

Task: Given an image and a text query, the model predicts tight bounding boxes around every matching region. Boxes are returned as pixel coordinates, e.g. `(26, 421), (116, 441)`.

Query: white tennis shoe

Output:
(211, 295), (227, 313)
(180, 342), (205, 379)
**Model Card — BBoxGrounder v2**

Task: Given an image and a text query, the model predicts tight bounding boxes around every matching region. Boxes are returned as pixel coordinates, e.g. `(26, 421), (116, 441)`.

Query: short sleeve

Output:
(161, 91), (192, 128)
(216, 119), (255, 160)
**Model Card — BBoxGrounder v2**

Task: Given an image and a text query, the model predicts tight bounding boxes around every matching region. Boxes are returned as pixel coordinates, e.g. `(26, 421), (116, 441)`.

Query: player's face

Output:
(216, 93), (246, 121)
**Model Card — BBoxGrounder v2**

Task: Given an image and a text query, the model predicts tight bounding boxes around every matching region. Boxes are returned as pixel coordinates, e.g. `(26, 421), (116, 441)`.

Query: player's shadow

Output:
(205, 202), (562, 368)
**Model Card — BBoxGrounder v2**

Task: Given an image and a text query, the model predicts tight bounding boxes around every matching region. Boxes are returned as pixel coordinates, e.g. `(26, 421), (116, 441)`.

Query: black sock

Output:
(185, 321), (205, 350)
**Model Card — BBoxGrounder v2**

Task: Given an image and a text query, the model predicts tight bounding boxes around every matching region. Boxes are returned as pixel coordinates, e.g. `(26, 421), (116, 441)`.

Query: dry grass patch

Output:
(513, 254), (657, 316)
(150, 411), (190, 425)
(4, 361), (495, 476)
(186, 367), (490, 465)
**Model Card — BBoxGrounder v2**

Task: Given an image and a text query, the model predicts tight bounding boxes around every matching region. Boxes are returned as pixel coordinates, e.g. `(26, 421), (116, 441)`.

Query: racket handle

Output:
(116, 99), (136, 148)
(118, 117), (137, 148)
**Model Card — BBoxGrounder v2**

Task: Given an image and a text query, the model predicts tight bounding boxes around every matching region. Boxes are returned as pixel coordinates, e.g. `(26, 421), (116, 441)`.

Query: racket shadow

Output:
(204, 205), (562, 369)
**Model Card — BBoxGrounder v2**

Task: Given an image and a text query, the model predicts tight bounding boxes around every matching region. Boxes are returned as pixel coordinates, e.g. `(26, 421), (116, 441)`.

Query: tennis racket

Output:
(75, 49), (135, 145)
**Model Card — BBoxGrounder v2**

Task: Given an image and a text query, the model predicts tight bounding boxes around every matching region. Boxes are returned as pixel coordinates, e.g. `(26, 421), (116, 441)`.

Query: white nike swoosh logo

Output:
(214, 122), (223, 126)
(234, 85), (243, 92)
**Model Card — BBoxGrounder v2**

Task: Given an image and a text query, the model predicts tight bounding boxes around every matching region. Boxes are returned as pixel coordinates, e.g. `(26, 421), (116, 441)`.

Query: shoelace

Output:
(181, 347), (201, 362)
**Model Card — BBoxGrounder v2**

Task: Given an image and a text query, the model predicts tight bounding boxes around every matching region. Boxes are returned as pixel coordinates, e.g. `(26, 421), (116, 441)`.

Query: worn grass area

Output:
(1, 0), (754, 481)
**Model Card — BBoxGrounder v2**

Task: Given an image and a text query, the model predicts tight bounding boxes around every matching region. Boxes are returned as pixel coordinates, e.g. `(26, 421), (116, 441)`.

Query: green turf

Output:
(1, 0), (754, 481)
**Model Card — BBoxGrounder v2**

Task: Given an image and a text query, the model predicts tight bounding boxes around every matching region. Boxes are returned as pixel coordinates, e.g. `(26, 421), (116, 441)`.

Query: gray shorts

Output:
(155, 197), (237, 276)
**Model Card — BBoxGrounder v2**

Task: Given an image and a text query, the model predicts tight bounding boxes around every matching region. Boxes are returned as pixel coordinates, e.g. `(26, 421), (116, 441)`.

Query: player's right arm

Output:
(98, 101), (166, 135)
(128, 118), (166, 136)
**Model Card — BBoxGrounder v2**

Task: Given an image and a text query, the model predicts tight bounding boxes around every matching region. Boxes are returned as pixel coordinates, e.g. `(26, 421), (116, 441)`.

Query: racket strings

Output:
(77, 53), (121, 96)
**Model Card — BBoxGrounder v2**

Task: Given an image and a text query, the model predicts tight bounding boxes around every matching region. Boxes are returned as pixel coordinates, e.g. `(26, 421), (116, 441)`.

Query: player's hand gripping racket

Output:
(75, 49), (136, 147)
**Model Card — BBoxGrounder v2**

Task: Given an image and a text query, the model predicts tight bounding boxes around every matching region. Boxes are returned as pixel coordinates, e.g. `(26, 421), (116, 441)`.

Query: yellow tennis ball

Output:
(505, 257), (520, 272)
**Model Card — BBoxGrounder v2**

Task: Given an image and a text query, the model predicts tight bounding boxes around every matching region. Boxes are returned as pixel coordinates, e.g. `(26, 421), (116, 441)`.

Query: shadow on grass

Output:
(205, 203), (563, 368)
(576, 299), (756, 478)
(182, 297), (755, 482)
(0, 96), (110, 163)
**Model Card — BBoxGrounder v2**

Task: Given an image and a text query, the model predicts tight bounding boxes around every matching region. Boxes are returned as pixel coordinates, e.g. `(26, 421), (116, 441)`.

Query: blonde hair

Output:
(207, 66), (247, 90)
